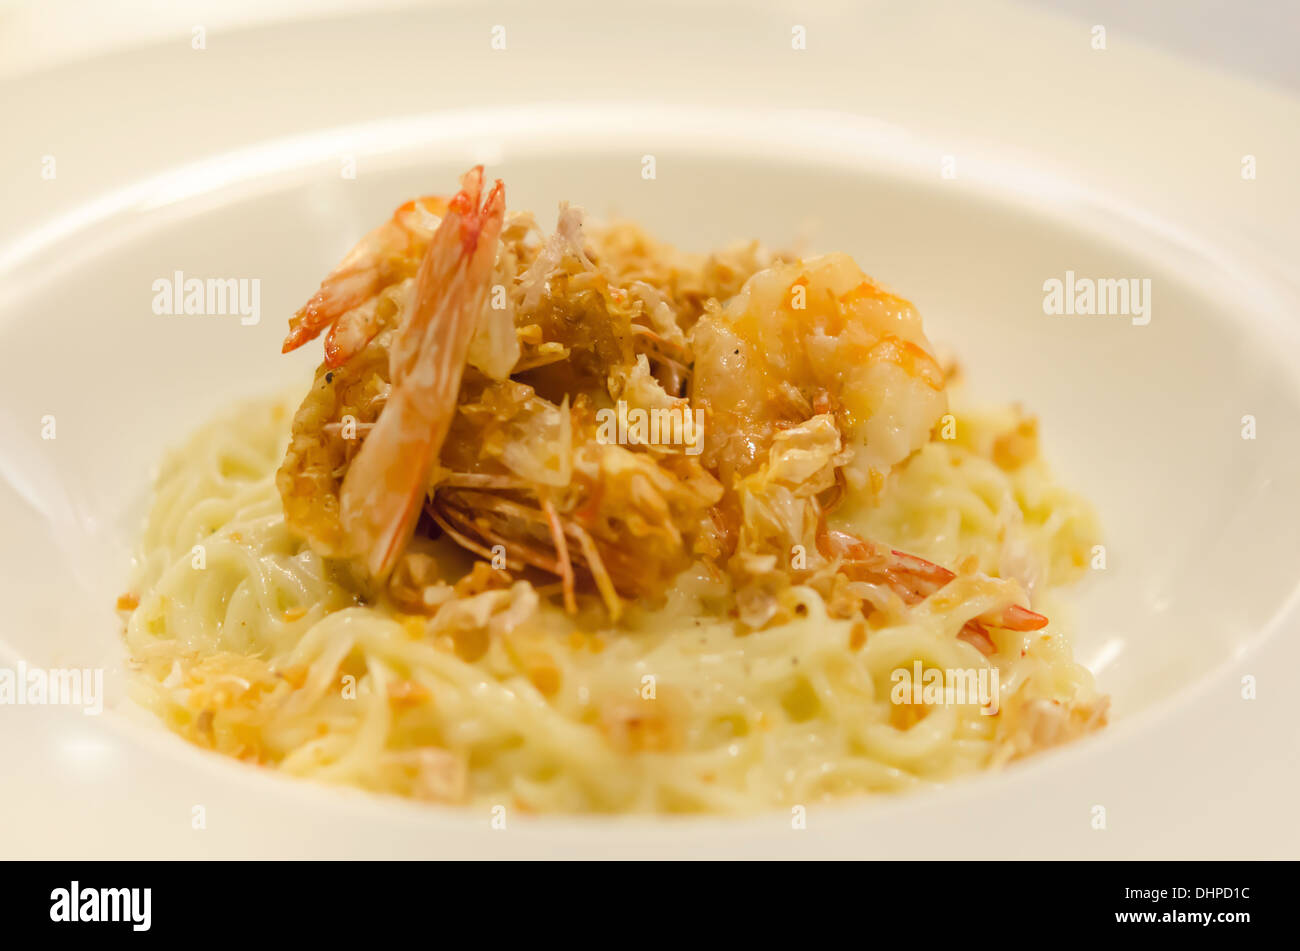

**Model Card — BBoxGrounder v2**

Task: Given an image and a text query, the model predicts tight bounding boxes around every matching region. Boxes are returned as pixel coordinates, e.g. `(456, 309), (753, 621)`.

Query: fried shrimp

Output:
(691, 253), (1043, 639)
(277, 167), (763, 607)
(691, 252), (947, 489)
(276, 168), (502, 575)
(340, 169), (504, 578)
(278, 168), (1043, 643)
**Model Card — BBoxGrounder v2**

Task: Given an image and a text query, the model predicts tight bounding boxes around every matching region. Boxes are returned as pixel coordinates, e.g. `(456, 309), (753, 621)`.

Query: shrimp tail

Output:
(282, 270), (378, 354)
(817, 528), (1048, 638)
(338, 167), (504, 579)
(281, 194), (452, 359)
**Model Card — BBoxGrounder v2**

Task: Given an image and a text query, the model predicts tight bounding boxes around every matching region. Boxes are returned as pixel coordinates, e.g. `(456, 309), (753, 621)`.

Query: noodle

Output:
(122, 393), (1106, 814)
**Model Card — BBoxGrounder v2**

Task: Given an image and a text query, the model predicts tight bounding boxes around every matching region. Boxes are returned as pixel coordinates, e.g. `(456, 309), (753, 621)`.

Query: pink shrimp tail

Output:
(283, 289), (351, 354)
(817, 529), (1049, 640)
(281, 195), (450, 359)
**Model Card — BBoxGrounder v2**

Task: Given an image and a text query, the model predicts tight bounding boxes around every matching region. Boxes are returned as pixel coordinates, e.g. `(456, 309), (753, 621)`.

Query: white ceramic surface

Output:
(1, 0), (1297, 858)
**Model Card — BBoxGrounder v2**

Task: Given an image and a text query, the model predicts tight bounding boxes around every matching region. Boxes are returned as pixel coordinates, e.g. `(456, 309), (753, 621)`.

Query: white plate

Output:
(2, 1), (1298, 858)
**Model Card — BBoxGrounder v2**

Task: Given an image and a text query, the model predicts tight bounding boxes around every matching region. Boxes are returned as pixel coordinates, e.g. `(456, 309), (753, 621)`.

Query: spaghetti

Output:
(123, 395), (1105, 813)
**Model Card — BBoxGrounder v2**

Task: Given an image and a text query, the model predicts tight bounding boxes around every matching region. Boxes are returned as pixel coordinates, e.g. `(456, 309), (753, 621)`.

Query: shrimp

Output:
(337, 167), (505, 579)
(816, 529), (1049, 651)
(278, 181), (748, 606)
(691, 253), (1047, 640)
(282, 194), (451, 367)
(691, 252), (948, 489)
